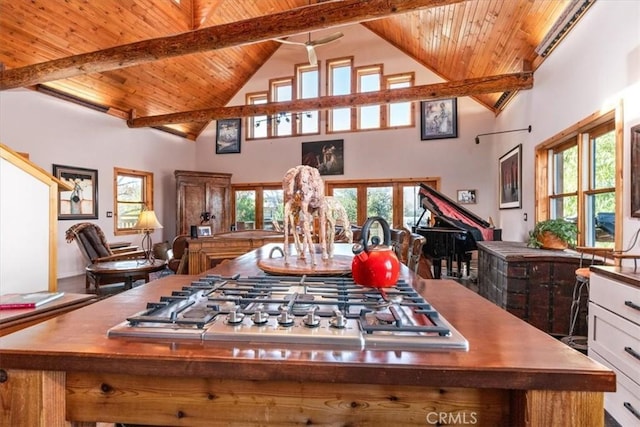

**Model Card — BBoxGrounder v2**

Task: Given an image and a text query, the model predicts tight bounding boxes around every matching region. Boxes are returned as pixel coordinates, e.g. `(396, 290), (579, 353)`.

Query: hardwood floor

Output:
(57, 274), (91, 294)
(57, 274), (126, 296)
(57, 272), (167, 296)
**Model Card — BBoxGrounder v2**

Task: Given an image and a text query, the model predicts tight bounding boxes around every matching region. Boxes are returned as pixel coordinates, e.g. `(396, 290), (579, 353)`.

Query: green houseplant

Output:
(527, 218), (578, 249)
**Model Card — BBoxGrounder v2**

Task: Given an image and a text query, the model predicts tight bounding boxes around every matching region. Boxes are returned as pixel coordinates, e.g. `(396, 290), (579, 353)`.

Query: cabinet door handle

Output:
(625, 300), (640, 311)
(624, 346), (640, 362)
(624, 402), (640, 421)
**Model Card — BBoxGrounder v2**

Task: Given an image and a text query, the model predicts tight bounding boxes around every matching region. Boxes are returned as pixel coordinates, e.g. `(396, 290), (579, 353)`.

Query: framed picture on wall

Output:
(53, 164), (99, 220)
(301, 140), (344, 175)
(420, 98), (458, 140)
(498, 144), (522, 209)
(457, 189), (477, 204)
(215, 118), (241, 154)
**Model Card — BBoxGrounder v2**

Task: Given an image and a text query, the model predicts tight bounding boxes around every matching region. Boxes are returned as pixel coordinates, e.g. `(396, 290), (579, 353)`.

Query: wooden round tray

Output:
(258, 252), (353, 276)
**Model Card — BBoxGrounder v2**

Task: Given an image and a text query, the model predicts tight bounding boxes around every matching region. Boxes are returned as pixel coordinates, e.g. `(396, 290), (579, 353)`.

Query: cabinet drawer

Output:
(589, 303), (640, 385)
(589, 350), (640, 426)
(590, 273), (640, 326)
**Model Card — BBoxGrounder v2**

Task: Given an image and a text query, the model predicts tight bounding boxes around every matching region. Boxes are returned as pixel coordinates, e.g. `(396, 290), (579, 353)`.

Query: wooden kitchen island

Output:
(0, 244), (614, 426)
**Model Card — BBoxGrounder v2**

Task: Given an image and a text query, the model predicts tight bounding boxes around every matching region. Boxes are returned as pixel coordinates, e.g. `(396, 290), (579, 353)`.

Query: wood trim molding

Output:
(532, 103), (623, 250)
(614, 99), (624, 246)
(535, 109), (616, 150)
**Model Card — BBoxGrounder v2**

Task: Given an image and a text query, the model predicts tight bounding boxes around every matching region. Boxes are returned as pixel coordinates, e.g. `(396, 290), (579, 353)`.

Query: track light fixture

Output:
(475, 125), (532, 144)
(255, 111), (313, 127)
(535, 0), (595, 58)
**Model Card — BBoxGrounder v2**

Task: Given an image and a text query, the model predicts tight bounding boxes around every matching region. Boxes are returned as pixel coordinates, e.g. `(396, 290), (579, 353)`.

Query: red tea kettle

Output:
(351, 217), (400, 288)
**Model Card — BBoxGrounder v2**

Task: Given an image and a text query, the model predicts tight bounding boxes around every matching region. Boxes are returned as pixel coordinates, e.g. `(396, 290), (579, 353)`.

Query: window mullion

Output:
(255, 189), (265, 230)
(577, 132), (588, 246)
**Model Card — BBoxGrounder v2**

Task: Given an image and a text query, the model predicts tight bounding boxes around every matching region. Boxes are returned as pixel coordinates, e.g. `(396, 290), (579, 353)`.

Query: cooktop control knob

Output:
(303, 307), (320, 328)
(226, 309), (245, 325)
(330, 310), (347, 329)
(251, 310), (269, 325)
(277, 307), (294, 326)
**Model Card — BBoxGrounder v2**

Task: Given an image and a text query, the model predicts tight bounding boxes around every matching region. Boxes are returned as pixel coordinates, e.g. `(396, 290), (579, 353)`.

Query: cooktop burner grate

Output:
(108, 274), (468, 351)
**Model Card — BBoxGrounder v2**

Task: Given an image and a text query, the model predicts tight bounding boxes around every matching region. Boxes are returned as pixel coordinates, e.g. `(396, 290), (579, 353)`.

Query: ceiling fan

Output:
(274, 31), (344, 66)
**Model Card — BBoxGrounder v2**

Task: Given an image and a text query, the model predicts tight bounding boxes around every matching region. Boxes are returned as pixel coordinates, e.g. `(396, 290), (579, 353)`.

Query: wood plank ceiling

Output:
(0, 0), (580, 141)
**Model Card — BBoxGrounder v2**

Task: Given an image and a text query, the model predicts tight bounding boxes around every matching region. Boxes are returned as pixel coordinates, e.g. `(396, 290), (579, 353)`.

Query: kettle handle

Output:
(359, 216), (391, 252)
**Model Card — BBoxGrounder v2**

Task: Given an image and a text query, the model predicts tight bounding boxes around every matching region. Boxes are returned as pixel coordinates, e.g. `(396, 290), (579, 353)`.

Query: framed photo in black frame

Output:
(498, 144), (522, 209)
(52, 164), (99, 220)
(215, 118), (241, 154)
(420, 98), (458, 140)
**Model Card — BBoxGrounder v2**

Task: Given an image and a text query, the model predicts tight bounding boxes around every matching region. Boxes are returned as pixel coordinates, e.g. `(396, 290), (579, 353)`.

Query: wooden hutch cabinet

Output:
(174, 170), (232, 236)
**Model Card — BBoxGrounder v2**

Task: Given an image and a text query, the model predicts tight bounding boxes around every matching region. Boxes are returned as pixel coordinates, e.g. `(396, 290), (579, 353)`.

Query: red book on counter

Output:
(0, 292), (65, 310)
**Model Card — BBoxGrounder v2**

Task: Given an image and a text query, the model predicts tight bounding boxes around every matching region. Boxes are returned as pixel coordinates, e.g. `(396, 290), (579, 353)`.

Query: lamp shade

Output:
(134, 210), (163, 231)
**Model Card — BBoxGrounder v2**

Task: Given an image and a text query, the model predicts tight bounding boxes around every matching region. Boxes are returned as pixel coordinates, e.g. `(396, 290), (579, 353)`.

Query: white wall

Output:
(494, 0), (640, 255)
(195, 25), (500, 223)
(0, 89), (196, 277)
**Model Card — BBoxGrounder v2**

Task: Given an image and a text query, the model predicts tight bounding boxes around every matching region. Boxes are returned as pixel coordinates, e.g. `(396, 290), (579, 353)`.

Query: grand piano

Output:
(414, 184), (502, 279)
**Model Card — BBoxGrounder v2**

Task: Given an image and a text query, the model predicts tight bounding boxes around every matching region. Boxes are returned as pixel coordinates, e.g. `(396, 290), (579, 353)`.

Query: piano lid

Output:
(418, 184), (496, 241)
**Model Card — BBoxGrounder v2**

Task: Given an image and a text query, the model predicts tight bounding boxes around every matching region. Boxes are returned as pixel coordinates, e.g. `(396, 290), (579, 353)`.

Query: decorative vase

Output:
(538, 231), (568, 250)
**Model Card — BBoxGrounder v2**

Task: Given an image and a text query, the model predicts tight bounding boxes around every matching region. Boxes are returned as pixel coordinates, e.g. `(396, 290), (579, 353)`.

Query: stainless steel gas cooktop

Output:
(107, 274), (468, 351)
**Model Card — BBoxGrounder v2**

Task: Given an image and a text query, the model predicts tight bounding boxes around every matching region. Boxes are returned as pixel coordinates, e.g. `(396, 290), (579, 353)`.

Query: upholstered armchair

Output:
(66, 223), (146, 264)
(406, 231), (427, 274)
(391, 226), (427, 275)
(390, 227), (410, 264)
(167, 235), (189, 274)
(66, 222), (148, 291)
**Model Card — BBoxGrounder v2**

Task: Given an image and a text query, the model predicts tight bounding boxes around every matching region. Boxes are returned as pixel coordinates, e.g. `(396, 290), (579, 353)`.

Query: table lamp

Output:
(134, 209), (163, 262)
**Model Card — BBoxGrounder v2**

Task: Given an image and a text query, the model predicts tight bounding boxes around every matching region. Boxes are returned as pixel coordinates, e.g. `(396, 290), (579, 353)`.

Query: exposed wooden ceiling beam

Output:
(0, 0), (464, 90)
(127, 72), (533, 127)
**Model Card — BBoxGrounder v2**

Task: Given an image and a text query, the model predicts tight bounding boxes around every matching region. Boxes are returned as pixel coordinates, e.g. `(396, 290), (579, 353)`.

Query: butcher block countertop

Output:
(0, 244), (615, 426)
(0, 292), (96, 337)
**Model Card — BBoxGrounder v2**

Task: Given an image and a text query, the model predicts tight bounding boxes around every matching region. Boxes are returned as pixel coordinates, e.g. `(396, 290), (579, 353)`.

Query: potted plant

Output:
(527, 218), (578, 249)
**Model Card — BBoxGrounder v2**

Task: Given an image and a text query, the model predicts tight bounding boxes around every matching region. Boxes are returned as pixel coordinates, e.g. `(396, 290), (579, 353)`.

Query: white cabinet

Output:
(588, 269), (640, 425)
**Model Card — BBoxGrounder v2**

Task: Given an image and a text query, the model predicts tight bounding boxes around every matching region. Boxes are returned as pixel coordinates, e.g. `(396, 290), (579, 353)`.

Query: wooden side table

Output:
(85, 259), (167, 294)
